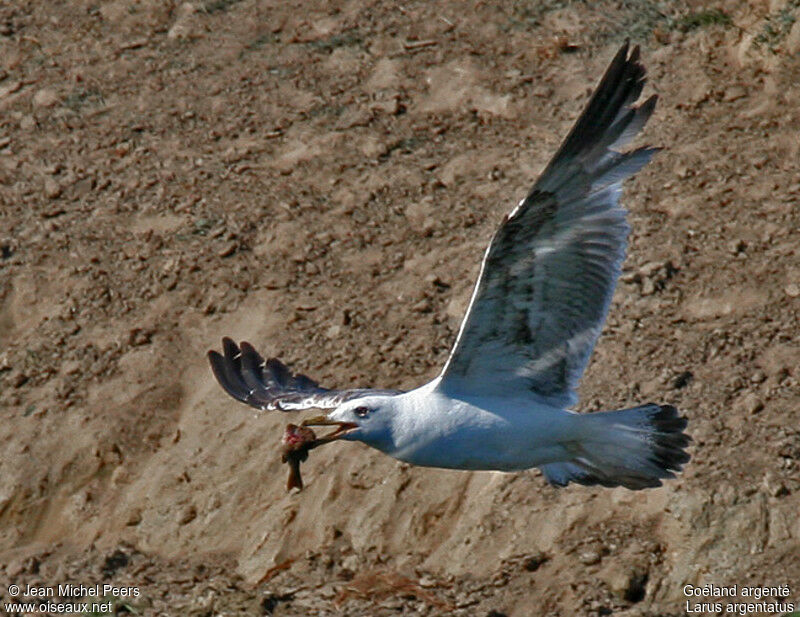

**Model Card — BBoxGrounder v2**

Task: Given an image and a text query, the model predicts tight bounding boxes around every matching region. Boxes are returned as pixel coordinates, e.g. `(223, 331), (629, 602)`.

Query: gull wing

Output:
(208, 338), (400, 411)
(439, 42), (658, 407)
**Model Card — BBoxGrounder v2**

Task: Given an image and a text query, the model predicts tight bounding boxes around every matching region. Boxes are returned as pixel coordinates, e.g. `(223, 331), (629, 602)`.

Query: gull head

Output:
(303, 395), (397, 451)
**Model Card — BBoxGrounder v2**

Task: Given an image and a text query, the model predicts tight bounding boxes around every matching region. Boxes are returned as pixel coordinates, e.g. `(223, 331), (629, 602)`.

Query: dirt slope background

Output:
(1, 0), (799, 615)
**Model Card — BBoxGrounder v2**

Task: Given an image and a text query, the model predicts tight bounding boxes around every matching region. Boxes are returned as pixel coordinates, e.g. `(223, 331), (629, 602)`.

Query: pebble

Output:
(61, 360), (82, 375)
(728, 239), (747, 255)
(639, 261), (664, 277)
(128, 328), (152, 346)
(20, 115), (36, 130)
(340, 554), (360, 572)
(578, 550), (601, 565)
(72, 177), (95, 198)
(217, 241), (237, 258)
(723, 85), (746, 102)
(411, 298), (432, 313)
(176, 504), (197, 525)
(785, 283), (799, 298)
(606, 568), (635, 600)
(522, 552), (548, 572)
(405, 199), (436, 235)
(44, 177), (62, 199)
(735, 392), (764, 415)
(126, 508), (142, 526)
(763, 472), (789, 498)
(418, 575), (436, 588)
(34, 88), (59, 108)
(167, 3), (196, 40)
(5, 559), (25, 577)
(0, 80), (21, 99)
(11, 371), (28, 388)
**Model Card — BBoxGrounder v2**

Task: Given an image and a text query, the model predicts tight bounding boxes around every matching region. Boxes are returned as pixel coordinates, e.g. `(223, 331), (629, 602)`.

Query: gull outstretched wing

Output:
(208, 338), (400, 411)
(439, 42), (658, 407)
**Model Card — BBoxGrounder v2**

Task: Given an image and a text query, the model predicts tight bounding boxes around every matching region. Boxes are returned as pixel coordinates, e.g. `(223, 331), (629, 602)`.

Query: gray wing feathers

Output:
(440, 42), (656, 405)
(208, 338), (400, 411)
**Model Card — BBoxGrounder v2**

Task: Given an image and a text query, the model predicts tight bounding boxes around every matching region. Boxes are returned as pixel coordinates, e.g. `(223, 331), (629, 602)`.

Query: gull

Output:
(208, 42), (690, 490)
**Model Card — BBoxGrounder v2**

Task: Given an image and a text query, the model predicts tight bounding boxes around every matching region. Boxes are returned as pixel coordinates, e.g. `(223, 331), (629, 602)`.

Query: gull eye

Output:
(353, 406), (370, 418)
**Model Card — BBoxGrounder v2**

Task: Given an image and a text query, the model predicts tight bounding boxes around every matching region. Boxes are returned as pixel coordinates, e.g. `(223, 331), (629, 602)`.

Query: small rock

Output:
(641, 277), (656, 296)
(318, 585), (337, 600)
(126, 508), (142, 526)
(61, 360), (82, 375)
(176, 504), (197, 525)
(340, 554), (360, 572)
(102, 550), (129, 577)
(674, 163), (690, 178)
(34, 88), (59, 108)
(44, 177), (62, 199)
(578, 550), (601, 565)
(0, 80), (22, 99)
(426, 273), (450, 289)
(411, 298), (432, 313)
(72, 176), (95, 198)
(672, 370), (693, 389)
(128, 327), (152, 346)
(325, 324), (341, 339)
(110, 466), (129, 486)
(723, 85), (746, 102)
(405, 199), (436, 235)
(785, 283), (799, 298)
(20, 115), (36, 130)
(728, 239), (747, 255)
(639, 261), (664, 277)
(763, 472), (789, 498)
(42, 205), (66, 218)
(217, 241), (237, 258)
(522, 552), (549, 572)
(5, 559), (25, 578)
(607, 568), (648, 603)
(167, 2), (196, 39)
(418, 576), (436, 588)
(735, 392), (764, 415)
(11, 371), (28, 388)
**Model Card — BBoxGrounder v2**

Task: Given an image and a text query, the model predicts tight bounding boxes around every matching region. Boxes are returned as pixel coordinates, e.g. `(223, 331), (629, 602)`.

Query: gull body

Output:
(327, 380), (685, 489)
(331, 381), (576, 471)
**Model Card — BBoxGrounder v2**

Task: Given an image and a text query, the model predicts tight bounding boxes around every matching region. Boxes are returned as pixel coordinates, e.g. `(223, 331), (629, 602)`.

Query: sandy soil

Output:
(1, 0), (799, 615)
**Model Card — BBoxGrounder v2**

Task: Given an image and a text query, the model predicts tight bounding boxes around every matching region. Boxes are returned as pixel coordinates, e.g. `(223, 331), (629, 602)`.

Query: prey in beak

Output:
(280, 416), (358, 491)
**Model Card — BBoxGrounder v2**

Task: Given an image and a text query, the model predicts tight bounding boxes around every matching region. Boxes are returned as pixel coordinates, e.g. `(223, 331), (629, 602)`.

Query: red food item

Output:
(281, 424), (317, 490)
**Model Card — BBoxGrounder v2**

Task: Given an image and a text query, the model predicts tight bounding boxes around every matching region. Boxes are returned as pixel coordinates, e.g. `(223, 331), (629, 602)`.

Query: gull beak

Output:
(302, 415), (358, 443)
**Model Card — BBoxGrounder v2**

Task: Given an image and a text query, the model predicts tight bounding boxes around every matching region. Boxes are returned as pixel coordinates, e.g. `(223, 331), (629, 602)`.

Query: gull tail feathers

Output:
(540, 404), (691, 490)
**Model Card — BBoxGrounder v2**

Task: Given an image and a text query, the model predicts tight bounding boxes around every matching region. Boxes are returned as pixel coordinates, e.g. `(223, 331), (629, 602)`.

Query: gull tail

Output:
(540, 404), (691, 490)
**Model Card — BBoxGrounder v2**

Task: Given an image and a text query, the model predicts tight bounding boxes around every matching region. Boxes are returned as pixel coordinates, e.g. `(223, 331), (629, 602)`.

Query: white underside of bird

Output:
(325, 377), (685, 489)
(345, 378), (588, 471)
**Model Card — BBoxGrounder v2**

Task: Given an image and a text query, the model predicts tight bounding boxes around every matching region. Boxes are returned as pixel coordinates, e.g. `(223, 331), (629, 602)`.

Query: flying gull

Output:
(209, 42), (690, 491)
